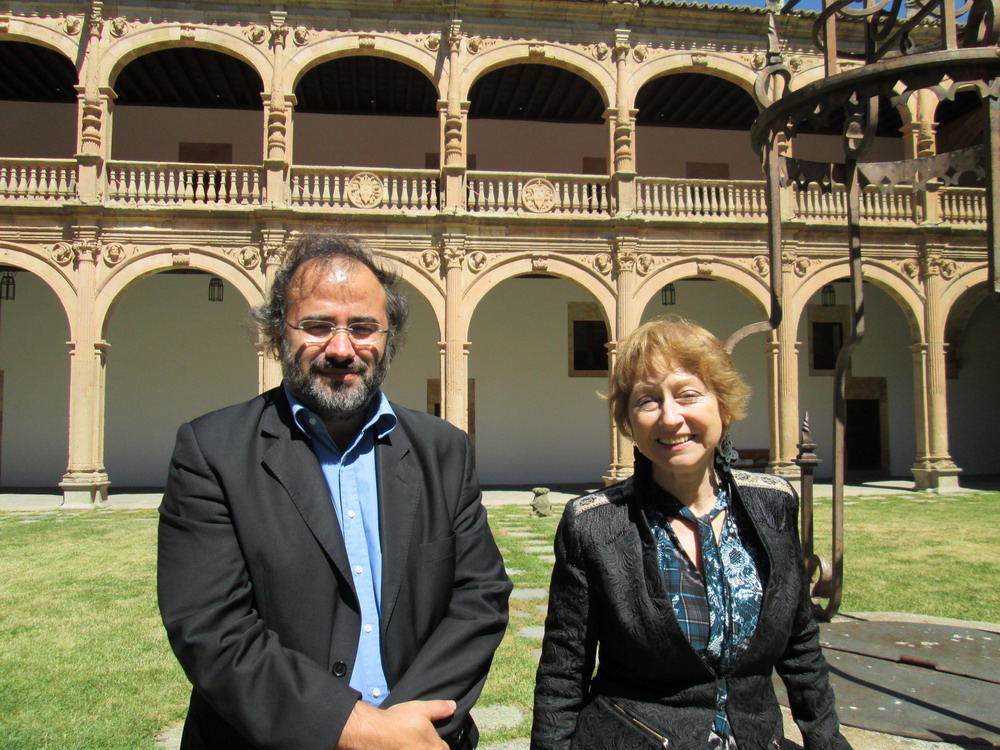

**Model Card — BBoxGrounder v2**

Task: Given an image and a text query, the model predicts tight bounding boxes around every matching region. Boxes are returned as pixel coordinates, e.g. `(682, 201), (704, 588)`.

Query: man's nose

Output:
(324, 328), (356, 359)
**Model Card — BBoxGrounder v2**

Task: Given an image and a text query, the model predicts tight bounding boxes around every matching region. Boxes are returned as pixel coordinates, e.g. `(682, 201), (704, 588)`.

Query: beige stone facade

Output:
(0, 0), (993, 507)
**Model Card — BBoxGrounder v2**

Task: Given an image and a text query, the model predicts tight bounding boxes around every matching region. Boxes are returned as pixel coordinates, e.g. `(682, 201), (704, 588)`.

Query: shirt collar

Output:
(284, 384), (397, 452)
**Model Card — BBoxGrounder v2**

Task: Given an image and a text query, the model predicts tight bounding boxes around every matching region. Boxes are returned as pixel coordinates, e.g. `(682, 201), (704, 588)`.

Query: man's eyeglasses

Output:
(286, 320), (389, 345)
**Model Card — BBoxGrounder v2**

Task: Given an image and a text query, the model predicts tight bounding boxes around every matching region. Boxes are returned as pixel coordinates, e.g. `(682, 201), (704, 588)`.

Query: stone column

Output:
(603, 239), (637, 484)
(440, 21), (468, 213)
(262, 15), (292, 207)
(911, 250), (962, 489)
(610, 30), (637, 217)
(71, 7), (110, 204)
(257, 237), (286, 392)
(767, 328), (801, 477)
(58, 239), (110, 507)
(440, 236), (469, 432)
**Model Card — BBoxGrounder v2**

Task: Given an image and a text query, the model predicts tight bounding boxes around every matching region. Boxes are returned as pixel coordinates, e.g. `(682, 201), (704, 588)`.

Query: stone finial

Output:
(531, 487), (551, 517)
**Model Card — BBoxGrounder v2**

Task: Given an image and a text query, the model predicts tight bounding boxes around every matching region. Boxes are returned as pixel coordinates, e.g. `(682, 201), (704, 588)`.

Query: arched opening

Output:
(638, 278), (770, 465)
(468, 274), (610, 487)
(0, 41), (77, 158)
(945, 286), (1000, 480)
(791, 94), (906, 164)
(380, 280), (441, 414)
(112, 47), (265, 164)
(467, 63), (606, 174)
(0, 267), (70, 487)
(797, 280), (916, 479)
(293, 56), (438, 168)
(103, 270), (258, 488)
(634, 72), (761, 179)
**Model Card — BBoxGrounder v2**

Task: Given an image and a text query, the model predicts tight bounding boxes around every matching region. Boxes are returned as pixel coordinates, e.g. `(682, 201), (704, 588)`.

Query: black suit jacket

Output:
(532, 456), (851, 750)
(158, 387), (511, 750)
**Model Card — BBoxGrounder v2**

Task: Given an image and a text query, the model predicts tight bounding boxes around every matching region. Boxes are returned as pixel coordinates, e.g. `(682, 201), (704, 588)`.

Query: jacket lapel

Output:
(259, 392), (356, 592)
(376, 420), (420, 631)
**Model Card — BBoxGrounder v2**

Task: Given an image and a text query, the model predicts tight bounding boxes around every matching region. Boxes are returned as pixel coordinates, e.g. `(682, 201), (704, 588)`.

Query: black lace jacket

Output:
(531, 462), (852, 750)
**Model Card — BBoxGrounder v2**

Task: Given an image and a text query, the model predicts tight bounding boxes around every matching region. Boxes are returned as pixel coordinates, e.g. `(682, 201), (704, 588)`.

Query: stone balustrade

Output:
(0, 157), (987, 229)
(0, 159), (77, 203)
(107, 162), (264, 206)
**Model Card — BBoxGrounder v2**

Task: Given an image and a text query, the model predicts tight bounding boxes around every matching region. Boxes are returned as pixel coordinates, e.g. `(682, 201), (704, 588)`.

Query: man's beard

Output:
(281, 341), (389, 422)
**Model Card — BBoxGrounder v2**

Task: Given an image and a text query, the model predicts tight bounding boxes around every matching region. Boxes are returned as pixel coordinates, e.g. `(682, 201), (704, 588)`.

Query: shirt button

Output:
(347, 510), (356, 519)
(354, 565), (363, 574)
(372, 688), (381, 698)
(364, 624), (373, 633)
(309, 418), (317, 425)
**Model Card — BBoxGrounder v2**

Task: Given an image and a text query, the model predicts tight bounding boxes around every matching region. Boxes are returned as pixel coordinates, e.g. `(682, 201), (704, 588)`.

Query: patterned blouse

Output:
(645, 475), (765, 749)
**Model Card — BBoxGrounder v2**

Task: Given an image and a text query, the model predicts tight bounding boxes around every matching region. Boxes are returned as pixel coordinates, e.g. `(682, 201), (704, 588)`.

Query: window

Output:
(568, 302), (608, 377)
(807, 304), (850, 375)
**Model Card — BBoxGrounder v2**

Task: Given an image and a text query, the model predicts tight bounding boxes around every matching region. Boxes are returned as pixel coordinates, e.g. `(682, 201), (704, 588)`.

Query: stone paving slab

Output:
(471, 705), (526, 733)
(510, 588), (548, 600)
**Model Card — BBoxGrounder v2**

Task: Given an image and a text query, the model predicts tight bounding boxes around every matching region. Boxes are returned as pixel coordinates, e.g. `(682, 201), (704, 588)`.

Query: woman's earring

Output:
(715, 434), (739, 471)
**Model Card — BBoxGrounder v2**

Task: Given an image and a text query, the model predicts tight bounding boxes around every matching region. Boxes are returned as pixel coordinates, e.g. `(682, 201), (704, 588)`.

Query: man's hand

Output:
(336, 698), (456, 750)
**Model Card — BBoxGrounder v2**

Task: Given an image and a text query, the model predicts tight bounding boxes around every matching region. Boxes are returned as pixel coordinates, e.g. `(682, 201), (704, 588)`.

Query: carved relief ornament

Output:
(592, 42), (610, 60)
(419, 249), (441, 272)
(245, 24), (267, 44)
(467, 251), (487, 273)
(752, 255), (770, 277)
(63, 16), (82, 35)
(521, 178), (556, 213)
(109, 17), (129, 37)
(593, 252), (613, 276)
(346, 173), (385, 208)
(635, 254), (654, 276)
(293, 26), (310, 46)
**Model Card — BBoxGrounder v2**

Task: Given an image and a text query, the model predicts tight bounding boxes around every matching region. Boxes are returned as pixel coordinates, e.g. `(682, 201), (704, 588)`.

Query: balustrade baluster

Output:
(26, 167), (38, 199)
(489, 181), (499, 211)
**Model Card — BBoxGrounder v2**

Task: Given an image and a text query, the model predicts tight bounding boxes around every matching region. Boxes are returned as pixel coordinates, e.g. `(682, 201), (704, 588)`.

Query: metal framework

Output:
(733, 0), (999, 620)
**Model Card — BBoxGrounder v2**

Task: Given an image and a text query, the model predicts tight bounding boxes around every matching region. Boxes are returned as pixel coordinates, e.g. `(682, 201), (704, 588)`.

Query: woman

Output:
(532, 316), (851, 750)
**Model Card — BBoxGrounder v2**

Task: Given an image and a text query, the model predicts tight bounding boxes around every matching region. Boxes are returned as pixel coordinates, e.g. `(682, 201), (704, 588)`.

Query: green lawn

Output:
(1, 491), (997, 748)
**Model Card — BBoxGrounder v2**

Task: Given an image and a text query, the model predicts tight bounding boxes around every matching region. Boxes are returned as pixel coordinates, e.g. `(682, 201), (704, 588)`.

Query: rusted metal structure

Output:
(731, 0), (999, 618)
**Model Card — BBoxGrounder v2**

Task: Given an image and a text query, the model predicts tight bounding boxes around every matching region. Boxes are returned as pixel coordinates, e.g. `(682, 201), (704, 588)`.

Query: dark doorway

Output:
(846, 399), (882, 471)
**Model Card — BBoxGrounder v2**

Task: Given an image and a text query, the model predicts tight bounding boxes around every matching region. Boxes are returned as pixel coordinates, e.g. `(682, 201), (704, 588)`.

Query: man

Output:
(158, 234), (511, 750)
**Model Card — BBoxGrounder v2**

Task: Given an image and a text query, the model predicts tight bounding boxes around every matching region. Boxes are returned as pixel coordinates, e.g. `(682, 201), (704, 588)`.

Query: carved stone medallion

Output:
(346, 173), (385, 209)
(521, 178), (556, 213)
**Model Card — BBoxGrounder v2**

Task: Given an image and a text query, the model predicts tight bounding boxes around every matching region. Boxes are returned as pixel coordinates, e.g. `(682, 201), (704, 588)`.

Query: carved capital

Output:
(270, 24), (289, 48)
(441, 237), (466, 270)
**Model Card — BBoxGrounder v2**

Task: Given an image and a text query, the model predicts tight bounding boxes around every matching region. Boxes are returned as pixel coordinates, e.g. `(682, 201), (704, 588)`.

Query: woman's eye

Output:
(634, 397), (658, 412)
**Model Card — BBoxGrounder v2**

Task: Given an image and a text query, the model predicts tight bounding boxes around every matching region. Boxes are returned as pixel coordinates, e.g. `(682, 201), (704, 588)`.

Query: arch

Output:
(0, 19), (82, 64)
(0, 243), (76, 336)
(286, 37), (440, 97)
(629, 53), (757, 109)
(462, 45), (614, 110)
(939, 265), (990, 315)
(101, 26), (272, 91)
(95, 250), (263, 339)
(462, 254), (615, 340)
(633, 258), (769, 334)
(791, 260), (924, 341)
(377, 251), (445, 340)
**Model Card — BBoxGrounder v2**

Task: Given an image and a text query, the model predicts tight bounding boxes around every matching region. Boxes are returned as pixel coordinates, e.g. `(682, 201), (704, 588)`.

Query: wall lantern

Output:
(208, 276), (224, 303)
(660, 283), (676, 306)
(821, 284), (836, 307)
(0, 271), (15, 301)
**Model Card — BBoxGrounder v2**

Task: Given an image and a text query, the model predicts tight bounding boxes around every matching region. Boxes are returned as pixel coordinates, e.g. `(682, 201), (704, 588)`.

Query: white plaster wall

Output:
(381, 281), (440, 412)
(946, 296), (1000, 476)
(797, 283), (917, 478)
(468, 277), (610, 486)
(111, 106), (263, 163)
(638, 279), (771, 456)
(0, 273), (70, 487)
(103, 273), (258, 487)
(0, 101), (77, 158)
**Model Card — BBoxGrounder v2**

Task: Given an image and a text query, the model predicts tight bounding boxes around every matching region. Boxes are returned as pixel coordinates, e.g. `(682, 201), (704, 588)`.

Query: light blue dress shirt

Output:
(285, 385), (397, 706)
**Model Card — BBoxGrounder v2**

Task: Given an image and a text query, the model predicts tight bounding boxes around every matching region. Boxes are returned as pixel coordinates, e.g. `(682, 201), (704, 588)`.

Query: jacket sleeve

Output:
(379, 431), (512, 744)
(157, 421), (359, 750)
(531, 503), (598, 750)
(774, 486), (853, 750)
